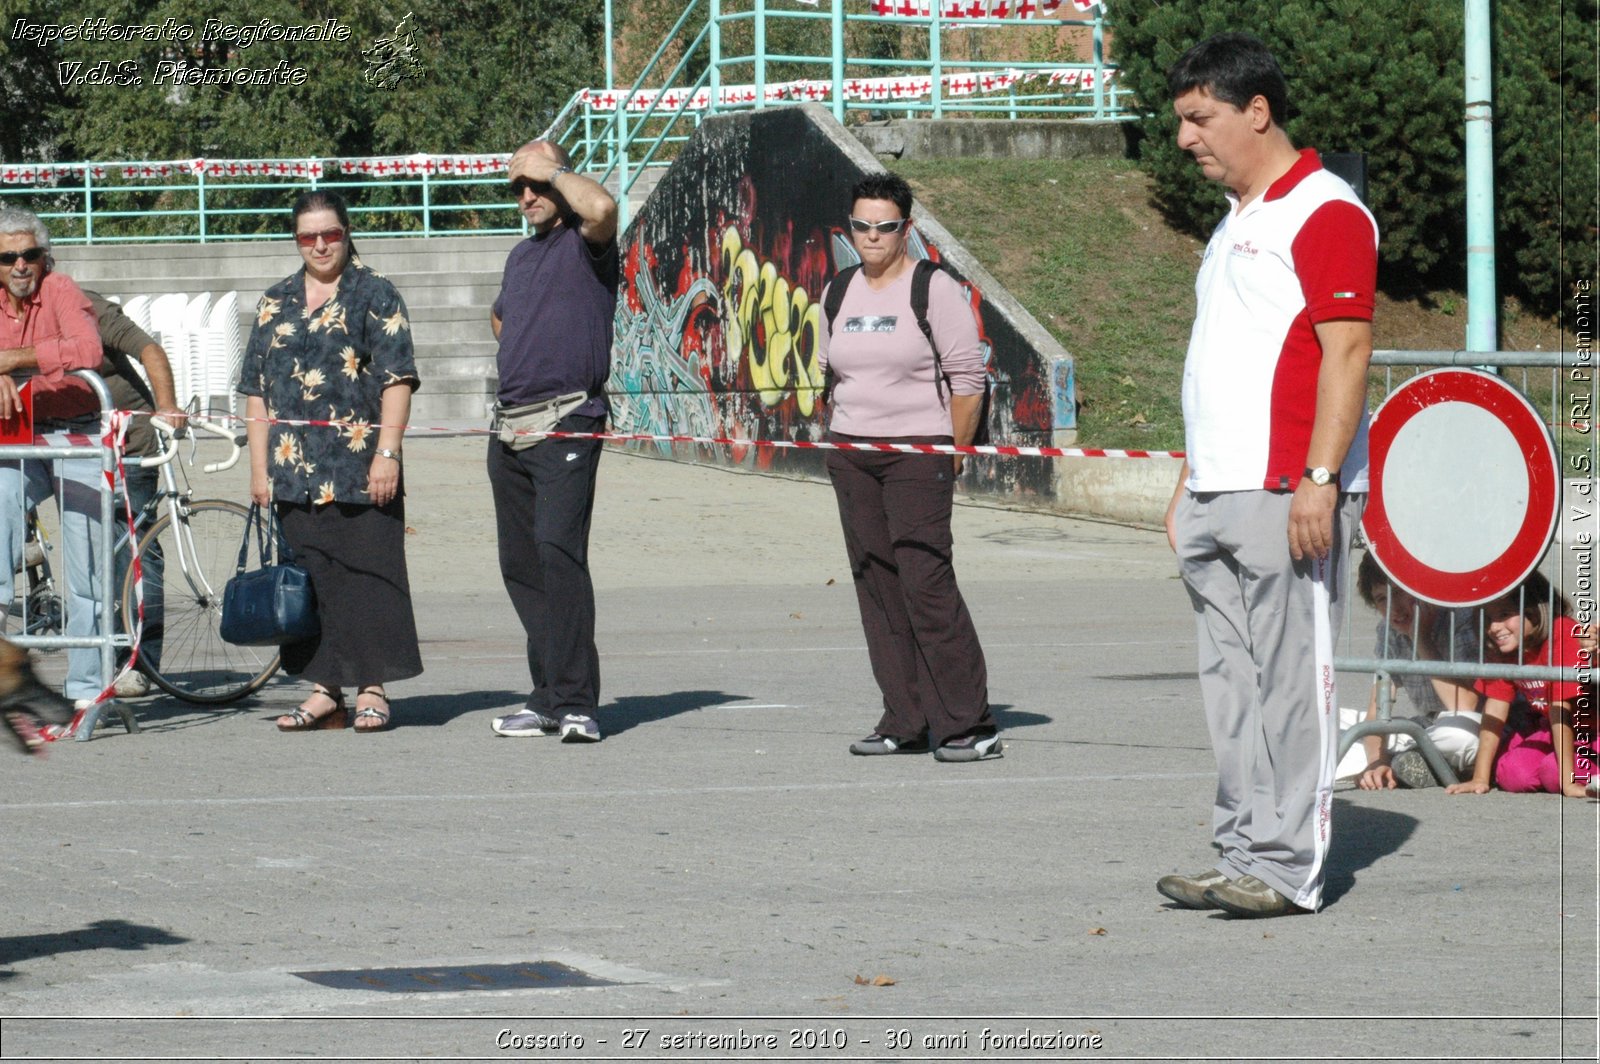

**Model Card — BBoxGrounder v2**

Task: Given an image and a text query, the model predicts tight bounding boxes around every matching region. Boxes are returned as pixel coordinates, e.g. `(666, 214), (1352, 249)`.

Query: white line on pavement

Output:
(0, 771), (1215, 812)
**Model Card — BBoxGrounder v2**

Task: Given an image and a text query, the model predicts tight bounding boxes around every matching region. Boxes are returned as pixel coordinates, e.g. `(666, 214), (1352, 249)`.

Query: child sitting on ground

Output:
(1446, 572), (1598, 798)
(1344, 553), (1485, 789)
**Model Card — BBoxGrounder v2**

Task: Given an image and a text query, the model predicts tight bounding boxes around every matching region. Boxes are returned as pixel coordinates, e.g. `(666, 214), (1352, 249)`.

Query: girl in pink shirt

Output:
(1447, 573), (1597, 798)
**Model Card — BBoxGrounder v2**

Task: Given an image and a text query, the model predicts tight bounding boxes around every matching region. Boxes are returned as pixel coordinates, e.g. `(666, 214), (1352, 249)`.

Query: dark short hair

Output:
(850, 172), (913, 219)
(1355, 551), (1389, 610)
(1167, 32), (1289, 127)
(290, 189), (360, 263)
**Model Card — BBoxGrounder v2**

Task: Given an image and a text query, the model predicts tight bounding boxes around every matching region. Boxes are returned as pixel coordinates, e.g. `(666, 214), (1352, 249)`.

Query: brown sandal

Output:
(353, 687), (392, 733)
(277, 686), (347, 731)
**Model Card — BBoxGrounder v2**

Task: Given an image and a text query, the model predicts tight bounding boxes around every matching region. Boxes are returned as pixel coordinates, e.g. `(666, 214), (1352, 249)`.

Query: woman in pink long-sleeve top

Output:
(818, 171), (999, 763)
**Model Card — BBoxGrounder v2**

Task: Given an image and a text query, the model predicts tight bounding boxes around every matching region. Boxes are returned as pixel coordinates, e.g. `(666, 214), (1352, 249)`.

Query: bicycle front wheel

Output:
(122, 500), (280, 704)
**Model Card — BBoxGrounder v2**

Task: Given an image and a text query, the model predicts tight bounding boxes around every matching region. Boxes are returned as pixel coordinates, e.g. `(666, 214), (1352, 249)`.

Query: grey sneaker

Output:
(559, 713), (602, 743)
(114, 670), (151, 698)
(933, 733), (1003, 762)
(1202, 874), (1309, 918)
(491, 710), (559, 737)
(849, 732), (929, 755)
(1390, 749), (1443, 788)
(1156, 868), (1230, 909)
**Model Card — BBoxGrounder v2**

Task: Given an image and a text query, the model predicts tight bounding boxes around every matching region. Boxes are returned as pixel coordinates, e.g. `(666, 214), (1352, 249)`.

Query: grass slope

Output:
(899, 158), (1572, 453)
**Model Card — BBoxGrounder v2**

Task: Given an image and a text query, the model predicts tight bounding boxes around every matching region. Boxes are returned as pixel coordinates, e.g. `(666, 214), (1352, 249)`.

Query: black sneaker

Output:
(559, 714), (602, 743)
(849, 733), (929, 755)
(933, 733), (1003, 762)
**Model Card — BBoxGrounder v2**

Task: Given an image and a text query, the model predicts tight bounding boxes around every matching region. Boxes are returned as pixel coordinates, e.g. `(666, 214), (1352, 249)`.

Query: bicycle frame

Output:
(129, 417), (244, 608)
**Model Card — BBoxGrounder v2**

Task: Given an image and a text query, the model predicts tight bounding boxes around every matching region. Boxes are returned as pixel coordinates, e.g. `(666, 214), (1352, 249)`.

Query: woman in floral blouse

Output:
(238, 190), (422, 732)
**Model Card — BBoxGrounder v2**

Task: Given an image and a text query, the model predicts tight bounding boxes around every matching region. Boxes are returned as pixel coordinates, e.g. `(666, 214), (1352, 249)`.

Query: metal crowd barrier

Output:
(1335, 349), (1596, 785)
(2, 370), (136, 742)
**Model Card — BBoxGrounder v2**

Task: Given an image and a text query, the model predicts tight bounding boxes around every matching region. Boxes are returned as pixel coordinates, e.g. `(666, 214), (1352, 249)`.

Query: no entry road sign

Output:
(1363, 368), (1561, 607)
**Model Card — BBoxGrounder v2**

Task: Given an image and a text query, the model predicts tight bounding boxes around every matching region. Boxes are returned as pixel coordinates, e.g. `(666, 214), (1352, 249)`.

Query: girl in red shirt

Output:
(1447, 573), (1597, 798)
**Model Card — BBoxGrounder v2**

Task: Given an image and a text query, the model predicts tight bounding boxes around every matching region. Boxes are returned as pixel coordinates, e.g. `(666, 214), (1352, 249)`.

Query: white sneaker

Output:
(114, 671), (152, 698)
(491, 709), (559, 736)
(559, 714), (602, 743)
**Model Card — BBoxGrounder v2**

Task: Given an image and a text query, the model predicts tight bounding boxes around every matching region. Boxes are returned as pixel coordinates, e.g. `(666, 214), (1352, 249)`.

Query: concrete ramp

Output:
(612, 103), (1075, 502)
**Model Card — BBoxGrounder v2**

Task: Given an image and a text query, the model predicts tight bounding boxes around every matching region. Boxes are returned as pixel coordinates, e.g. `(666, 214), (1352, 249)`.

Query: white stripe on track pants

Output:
(1174, 489), (1364, 911)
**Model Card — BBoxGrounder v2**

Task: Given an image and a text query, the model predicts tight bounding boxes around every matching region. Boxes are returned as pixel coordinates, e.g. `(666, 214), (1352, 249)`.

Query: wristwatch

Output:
(376, 448), (402, 462)
(1303, 465), (1336, 487)
(551, 165), (574, 179)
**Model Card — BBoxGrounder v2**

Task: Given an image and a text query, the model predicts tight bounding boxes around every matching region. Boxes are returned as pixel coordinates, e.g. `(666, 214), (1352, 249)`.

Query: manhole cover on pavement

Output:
(292, 960), (621, 993)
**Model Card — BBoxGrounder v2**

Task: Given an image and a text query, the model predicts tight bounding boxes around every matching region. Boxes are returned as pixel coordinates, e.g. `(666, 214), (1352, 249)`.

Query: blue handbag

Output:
(219, 504), (320, 647)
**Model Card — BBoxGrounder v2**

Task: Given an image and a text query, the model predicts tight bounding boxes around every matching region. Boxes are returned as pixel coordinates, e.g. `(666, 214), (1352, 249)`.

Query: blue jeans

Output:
(0, 449), (113, 701)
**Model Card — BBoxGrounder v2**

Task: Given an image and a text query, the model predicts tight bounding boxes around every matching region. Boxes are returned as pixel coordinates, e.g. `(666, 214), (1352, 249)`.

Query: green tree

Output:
(3, 0), (603, 161)
(1, 1), (604, 236)
(1113, 0), (1595, 316)
(1494, 0), (1597, 312)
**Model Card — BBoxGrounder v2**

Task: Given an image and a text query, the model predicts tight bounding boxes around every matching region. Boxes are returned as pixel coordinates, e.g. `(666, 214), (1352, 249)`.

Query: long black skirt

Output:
(275, 499), (423, 687)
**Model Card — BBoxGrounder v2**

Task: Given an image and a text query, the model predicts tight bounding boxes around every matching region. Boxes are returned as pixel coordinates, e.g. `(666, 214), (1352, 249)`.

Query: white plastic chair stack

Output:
(121, 295), (153, 334)
(179, 292), (213, 412)
(147, 292), (191, 407)
(202, 291), (243, 418)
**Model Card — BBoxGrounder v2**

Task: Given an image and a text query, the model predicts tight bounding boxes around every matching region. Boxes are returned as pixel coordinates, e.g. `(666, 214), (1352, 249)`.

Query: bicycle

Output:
(120, 417), (279, 703)
(6, 417), (279, 704)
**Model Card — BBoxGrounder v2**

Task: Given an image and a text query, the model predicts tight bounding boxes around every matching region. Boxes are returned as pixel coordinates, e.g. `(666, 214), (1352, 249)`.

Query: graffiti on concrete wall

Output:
(610, 106), (1055, 495)
(610, 241), (723, 456)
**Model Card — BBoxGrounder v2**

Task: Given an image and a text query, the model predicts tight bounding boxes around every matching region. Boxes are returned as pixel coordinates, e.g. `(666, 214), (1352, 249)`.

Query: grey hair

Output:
(0, 207), (53, 269)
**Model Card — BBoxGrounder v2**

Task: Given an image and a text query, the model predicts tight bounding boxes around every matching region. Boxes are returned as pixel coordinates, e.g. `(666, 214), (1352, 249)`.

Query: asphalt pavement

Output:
(2, 434), (1596, 1063)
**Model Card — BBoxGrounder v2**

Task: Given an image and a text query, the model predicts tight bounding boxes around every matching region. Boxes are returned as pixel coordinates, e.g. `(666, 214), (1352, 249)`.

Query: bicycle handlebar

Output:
(144, 417), (245, 474)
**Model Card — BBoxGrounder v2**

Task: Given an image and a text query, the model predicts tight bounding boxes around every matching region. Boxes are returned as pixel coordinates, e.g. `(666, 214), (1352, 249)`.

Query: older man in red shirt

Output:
(0, 207), (113, 706)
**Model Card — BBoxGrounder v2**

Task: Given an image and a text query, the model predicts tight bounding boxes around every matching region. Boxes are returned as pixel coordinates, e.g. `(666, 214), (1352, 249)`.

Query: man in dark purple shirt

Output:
(487, 140), (619, 743)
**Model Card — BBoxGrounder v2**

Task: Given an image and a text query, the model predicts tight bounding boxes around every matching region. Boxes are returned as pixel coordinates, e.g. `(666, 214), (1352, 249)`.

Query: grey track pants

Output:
(1174, 489), (1364, 910)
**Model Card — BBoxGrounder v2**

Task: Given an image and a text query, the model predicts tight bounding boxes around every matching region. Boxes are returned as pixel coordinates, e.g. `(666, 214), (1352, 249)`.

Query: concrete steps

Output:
(54, 235), (518, 421)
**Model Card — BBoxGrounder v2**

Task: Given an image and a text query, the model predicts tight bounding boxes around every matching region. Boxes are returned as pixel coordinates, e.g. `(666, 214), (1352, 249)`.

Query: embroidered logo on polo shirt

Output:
(1230, 239), (1261, 257)
(844, 315), (897, 333)
(1333, 291), (1359, 299)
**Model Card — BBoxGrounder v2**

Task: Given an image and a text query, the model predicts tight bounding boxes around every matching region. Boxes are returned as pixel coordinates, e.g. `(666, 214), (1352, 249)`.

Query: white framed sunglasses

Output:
(848, 217), (908, 234)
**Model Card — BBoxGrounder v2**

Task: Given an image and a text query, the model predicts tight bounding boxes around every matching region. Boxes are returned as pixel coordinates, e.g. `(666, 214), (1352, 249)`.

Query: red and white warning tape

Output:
(38, 412), (144, 743)
(221, 412), (1184, 460)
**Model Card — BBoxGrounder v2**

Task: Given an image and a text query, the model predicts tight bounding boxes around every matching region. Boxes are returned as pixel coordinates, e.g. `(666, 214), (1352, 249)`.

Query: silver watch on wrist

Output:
(376, 448), (402, 462)
(1303, 465), (1335, 487)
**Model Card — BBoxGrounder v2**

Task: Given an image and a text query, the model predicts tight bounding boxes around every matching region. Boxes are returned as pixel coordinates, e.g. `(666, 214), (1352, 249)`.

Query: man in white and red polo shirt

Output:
(1156, 33), (1378, 919)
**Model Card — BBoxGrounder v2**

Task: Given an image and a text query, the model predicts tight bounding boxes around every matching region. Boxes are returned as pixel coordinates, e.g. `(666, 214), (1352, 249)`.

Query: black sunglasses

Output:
(848, 217), (908, 235)
(509, 177), (553, 198)
(0, 247), (46, 266)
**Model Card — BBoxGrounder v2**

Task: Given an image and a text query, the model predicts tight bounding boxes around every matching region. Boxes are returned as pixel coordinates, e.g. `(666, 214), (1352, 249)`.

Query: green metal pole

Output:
(710, 0), (721, 111)
(605, 0), (615, 92)
(197, 170), (207, 244)
(831, 0), (844, 121)
(618, 103), (632, 229)
(1092, 8), (1106, 119)
(754, 0), (766, 110)
(931, 5), (943, 118)
(1464, 0), (1497, 355)
(422, 169), (432, 236)
(83, 168), (93, 244)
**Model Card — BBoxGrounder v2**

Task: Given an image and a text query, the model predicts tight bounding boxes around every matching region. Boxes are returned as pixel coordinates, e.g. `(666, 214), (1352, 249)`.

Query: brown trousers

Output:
(826, 439), (992, 747)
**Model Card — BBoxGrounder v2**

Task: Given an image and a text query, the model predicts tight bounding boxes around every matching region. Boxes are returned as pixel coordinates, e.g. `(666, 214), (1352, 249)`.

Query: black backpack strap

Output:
(820, 264), (862, 406)
(822, 263), (861, 337)
(911, 258), (948, 402)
